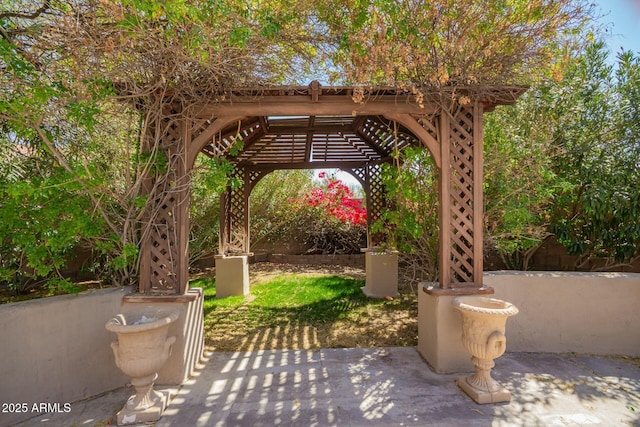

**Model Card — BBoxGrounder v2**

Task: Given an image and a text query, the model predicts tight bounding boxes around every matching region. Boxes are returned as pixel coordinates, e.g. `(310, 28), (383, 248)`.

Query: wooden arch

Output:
(210, 113), (419, 255)
(137, 83), (526, 295)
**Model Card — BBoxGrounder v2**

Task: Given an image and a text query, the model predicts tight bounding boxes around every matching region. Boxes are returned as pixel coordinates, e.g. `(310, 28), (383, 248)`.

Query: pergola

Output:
(135, 81), (526, 297)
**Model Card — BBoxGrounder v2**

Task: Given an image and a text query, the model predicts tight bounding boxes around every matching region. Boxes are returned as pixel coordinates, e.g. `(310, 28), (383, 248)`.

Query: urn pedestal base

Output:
(117, 388), (171, 425)
(456, 376), (511, 404)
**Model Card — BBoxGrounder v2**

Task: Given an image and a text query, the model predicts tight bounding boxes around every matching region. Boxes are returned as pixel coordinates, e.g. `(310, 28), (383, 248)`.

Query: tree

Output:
(0, 0), (324, 288)
(483, 40), (640, 269)
(483, 85), (561, 269)
(0, 160), (105, 294)
(319, 0), (592, 108)
(249, 170), (314, 253)
(375, 147), (440, 283)
(548, 42), (640, 268)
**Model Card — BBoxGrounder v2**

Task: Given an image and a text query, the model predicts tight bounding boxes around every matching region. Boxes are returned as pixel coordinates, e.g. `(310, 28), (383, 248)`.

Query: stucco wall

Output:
(0, 287), (131, 426)
(486, 271), (640, 356)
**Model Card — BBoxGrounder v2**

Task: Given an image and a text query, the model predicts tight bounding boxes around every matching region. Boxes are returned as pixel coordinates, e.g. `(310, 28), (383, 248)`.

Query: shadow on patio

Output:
(14, 348), (640, 426)
(151, 348), (640, 427)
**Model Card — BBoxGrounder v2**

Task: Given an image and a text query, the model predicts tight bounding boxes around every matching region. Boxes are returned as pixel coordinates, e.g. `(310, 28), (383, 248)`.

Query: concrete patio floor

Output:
(13, 347), (640, 427)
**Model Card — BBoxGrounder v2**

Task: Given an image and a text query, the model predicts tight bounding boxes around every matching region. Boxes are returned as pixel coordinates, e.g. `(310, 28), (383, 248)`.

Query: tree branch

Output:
(0, 1), (51, 21)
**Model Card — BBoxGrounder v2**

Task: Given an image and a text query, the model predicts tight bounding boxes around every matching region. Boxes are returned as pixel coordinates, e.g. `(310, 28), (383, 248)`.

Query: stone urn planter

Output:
(452, 296), (518, 404)
(106, 309), (179, 425)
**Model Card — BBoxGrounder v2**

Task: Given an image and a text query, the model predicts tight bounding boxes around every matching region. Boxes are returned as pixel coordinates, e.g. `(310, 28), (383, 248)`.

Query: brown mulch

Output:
(248, 262), (367, 283)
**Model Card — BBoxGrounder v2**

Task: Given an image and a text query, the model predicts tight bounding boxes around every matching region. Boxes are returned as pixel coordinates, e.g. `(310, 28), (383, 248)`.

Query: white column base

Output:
(362, 251), (399, 298)
(215, 255), (249, 298)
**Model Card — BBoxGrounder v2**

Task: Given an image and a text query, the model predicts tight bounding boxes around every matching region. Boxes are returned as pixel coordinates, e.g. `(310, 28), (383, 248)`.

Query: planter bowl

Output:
(106, 309), (179, 425)
(453, 296), (518, 404)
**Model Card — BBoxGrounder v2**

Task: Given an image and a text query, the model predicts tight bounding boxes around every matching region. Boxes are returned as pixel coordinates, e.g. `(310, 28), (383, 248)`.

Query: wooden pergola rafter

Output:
(199, 114), (416, 166)
(137, 82), (526, 295)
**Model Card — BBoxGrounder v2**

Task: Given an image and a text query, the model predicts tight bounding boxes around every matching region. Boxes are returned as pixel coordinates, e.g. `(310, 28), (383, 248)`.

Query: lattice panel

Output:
(147, 188), (180, 294)
(139, 112), (195, 295)
(448, 107), (475, 284)
(191, 118), (212, 143)
(248, 168), (268, 191)
(368, 164), (385, 225)
(160, 117), (180, 150)
(358, 117), (414, 156)
(343, 165), (388, 248)
(368, 164), (387, 247)
(221, 167), (249, 254)
(349, 166), (367, 186)
(141, 117), (181, 295)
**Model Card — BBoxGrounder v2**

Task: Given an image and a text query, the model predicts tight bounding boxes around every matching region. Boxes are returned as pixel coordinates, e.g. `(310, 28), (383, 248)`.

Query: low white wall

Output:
(0, 287), (131, 426)
(486, 271), (640, 356)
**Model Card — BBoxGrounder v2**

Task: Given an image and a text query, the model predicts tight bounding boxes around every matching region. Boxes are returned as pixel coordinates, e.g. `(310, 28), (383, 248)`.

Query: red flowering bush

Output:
(295, 172), (367, 226)
(288, 172), (367, 254)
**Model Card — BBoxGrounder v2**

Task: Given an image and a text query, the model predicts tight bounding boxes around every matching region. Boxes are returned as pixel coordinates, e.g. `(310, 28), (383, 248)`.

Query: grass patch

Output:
(191, 272), (417, 352)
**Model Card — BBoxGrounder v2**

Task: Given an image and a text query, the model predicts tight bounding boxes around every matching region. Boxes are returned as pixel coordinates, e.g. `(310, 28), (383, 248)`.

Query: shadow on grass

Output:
(192, 274), (417, 351)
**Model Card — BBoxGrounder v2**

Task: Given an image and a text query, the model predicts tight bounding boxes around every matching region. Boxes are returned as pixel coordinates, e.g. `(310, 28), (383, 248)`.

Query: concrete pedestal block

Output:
(362, 251), (399, 298)
(417, 283), (473, 373)
(215, 255), (249, 298)
(121, 288), (205, 385)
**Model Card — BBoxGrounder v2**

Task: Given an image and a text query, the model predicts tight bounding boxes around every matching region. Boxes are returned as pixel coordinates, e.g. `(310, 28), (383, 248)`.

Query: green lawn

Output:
(191, 273), (417, 351)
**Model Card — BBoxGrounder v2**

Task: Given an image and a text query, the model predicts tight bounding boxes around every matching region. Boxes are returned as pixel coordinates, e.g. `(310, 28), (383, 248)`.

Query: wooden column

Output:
(438, 112), (452, 288)
(139, 114), (190, 295)
(219, 166), (252, 255)
(432, 103), (491, 293)
(472, 102), (484, 286)
(175, 119), (191, 294)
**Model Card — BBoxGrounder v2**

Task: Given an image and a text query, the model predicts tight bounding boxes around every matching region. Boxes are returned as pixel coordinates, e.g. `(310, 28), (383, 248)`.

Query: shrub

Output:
(287, 172), (367, 254)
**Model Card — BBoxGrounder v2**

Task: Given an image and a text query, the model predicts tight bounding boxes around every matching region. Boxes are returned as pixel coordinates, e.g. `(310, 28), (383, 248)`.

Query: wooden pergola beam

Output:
(259, 124), (359, 134)
(193, 98), (437, 118)
(384, 113), (441, 168)
(188, 116), (246, 167)
(238, 159), (392, 170)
